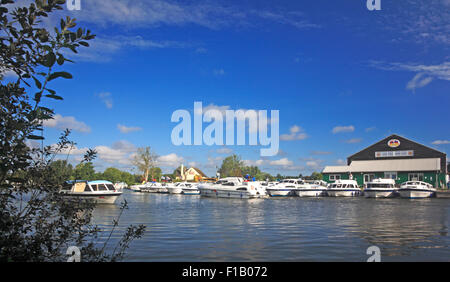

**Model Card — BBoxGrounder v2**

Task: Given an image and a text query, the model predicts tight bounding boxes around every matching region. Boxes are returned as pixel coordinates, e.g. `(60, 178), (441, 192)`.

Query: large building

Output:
(322, 134), (447, 188)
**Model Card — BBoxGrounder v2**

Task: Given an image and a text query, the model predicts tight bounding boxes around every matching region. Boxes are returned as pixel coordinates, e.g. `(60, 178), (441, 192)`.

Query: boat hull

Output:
(364, 190), (397, 198)
(398, 189), (435, 199)
(266, 189), (293, 197)
(295, 189), (327, 197)
(199, 188), (260, 199)
(167, 187), (183, 194)
(327, 189), (361, 197)
(182, 189), (200, 195)
(61, 193), (121, 204)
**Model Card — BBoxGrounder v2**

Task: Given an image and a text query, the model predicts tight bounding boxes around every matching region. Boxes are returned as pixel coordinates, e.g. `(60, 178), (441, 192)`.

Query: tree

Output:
(310, 172), (323, 180)
(73, 162), (95, 181)
(218, 155), (244, 177)
(102, 167), (123, 183)
(48, 159), (73, 184)
(0, 0), (144, 262)
(132, 147), (158, 182)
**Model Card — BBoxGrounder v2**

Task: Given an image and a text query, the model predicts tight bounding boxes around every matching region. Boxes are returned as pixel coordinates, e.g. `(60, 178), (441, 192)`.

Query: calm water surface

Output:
(92, 190), (450, 261)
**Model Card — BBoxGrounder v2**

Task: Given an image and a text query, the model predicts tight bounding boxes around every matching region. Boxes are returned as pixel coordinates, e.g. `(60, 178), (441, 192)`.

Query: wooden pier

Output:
(436, 190), (450, 198)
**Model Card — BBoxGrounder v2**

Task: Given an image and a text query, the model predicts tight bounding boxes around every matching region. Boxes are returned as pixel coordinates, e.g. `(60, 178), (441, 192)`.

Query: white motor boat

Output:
(181, 183), (200, 195)
(364, 178), (398, 198)
(60, 180), (122, 204)
(140, 182), (163, 193)
(398, 181), (436, 199)
(114, 182), (127, 192)
(198, 177), (266, 199)
(266, 179), (300, 197)
(129, 183), (145, 192)
(327, 179), (361, 197)
(167, 182), (184, 194)
(295, 180), (328, 197)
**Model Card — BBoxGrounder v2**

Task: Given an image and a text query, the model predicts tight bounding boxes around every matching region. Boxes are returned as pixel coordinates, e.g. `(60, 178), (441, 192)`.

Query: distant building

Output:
(322, 134), (447, 188)
(174, 164), (207, 182)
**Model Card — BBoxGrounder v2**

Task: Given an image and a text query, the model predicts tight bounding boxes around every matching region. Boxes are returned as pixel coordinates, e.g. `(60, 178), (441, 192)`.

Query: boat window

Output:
(84, 185), (92, 192)
(97, 184), (108, 191)
(106, 184), (115, 190)
(236, 188), (247, 191)
(336, 184), (342, 188)
(91, 184), (98, 191)
(223, 182), (235, 186)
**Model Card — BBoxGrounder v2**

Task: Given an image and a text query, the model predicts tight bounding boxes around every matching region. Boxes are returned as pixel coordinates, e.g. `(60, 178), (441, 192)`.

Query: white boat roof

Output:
(323, 158), (441, 173)
(367, 178), (396, 184)
(334, 179), (358, 184)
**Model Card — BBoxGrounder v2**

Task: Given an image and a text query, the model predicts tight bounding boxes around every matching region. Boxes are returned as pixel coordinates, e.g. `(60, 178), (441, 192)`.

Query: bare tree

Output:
(132, 147), (159, 182)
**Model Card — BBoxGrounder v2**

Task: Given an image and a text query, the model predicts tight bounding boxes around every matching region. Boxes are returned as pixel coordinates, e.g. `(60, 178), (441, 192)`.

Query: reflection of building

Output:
(174, 164), (207, 182)
(322, 134), (447, 188)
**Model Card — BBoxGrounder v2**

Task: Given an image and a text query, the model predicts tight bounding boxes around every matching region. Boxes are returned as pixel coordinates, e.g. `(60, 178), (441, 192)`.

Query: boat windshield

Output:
(97, 184), (109, 191)
(367, 183), (394, 188)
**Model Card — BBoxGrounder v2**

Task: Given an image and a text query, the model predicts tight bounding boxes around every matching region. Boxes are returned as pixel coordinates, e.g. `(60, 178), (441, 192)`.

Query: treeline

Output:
(50, 160), (145, 185)
(218, 155), (323, 181)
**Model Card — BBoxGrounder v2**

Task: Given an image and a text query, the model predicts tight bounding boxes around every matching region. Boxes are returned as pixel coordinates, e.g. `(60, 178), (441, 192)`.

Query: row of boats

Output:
(58, 177), (437, 204)
(129, 177), (437, 199)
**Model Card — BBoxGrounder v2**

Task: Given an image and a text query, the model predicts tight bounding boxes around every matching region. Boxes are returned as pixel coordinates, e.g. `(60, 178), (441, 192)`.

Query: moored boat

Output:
(295, 180), (328, 197)
(327, 179), (361, 197)
(364, 178), (398, 198)
(60, 180), (122, 204)
(266, 179), (300, 197)
(198, 177), (266, 199)
(398, 181), (436, 199)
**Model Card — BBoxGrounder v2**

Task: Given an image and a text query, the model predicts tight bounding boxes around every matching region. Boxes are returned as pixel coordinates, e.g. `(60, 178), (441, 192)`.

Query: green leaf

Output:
(47, 71), (73, 81)
(42, 52), (56, 67)
(32, 76), (42, 89)
(45, 94), (63, 100)
(78, 41), (89, 47)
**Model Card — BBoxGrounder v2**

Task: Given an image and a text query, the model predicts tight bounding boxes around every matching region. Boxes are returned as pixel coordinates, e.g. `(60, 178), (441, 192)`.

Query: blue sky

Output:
(12, 0), (450, 176)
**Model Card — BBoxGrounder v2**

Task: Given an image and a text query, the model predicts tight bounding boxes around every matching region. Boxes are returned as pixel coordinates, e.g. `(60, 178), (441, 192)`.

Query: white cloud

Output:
(117, 124), (142, 134)
(280, 125), (308, 141)
(344, 138), (362, 144)
(216, 147), (233, 154)
(431, 140), (450, 145)
(332, 125), (355, 134)
(96, 92), (113, 109)
(213, 69), (225, 76)
(157, 153), (184, 167)
(365, 127), (376, 132)
(336, 159), (346, 165)
(269, 158), (293, 166)
(43, 114), (91, 133)
(370, 61), (450, 91)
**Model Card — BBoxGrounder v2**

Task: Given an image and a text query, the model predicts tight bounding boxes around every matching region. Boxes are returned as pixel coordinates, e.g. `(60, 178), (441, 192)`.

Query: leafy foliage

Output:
(0, 0), (145, 262)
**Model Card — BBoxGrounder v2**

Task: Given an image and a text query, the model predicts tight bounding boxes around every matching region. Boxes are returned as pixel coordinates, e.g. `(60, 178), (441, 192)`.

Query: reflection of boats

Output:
(294, 180), (328, 197)
(327, 179), (361, 197)
(60, 180), (122, 204)
(398, 181), (436, 199)
(364, 178), (397, 198)
(266, 179), (300, 197)
(198, 177), (266, 199)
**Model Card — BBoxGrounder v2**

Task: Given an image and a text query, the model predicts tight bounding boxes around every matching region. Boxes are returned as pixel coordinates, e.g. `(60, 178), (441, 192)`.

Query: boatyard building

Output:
(322, 134), (447, 188)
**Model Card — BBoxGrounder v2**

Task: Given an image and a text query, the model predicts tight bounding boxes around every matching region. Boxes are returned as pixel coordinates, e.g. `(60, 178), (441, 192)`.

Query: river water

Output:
(92, 190), (450, 261)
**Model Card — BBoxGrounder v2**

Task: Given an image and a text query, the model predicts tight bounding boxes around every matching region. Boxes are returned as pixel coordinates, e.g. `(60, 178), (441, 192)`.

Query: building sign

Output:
(375, 150), (414, 158)
(387, 139), (400, 148)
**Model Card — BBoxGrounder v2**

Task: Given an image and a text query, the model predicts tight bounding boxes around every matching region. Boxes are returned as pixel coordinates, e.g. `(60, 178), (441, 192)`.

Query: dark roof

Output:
(348, 134), (446, 159)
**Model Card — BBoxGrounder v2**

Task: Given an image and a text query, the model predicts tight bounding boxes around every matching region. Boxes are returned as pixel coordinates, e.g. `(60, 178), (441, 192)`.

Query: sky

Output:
(6, 0), (450, 176)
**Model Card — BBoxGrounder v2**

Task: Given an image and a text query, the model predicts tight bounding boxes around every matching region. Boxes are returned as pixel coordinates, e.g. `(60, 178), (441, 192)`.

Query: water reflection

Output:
(92, 191), (450, 261)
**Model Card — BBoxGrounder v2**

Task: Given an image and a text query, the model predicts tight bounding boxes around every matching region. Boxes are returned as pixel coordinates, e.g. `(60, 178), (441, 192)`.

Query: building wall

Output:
(323, 171), (446, 188)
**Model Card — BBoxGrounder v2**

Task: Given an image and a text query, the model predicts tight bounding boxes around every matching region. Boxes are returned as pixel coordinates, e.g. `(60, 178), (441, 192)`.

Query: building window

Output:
(408, 173), (424, 181)
(329, 174), (341, 181)
(384, 172), (397, 180)
(364, 174), (375, 183)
